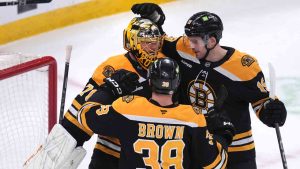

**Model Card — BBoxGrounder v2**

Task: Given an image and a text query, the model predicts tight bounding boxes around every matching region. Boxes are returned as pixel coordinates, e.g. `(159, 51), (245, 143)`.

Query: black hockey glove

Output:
(102, 69), (139, 98)
(131, 3), (165, 33)
(206, 107), (235, 146)
(206, 85), (235, 145)
(259, 99), (287, 127)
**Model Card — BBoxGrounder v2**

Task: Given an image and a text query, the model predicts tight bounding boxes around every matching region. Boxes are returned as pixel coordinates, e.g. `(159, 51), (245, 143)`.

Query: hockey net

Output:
(0, 53), (57, 169)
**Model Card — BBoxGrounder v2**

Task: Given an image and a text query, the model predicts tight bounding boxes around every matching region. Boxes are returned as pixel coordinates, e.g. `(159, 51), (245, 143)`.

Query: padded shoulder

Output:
(215, 50), (262, 81)
(112, 96), (207, 128)
(175, 36), (198, 63)
(92, 54), (136, 85)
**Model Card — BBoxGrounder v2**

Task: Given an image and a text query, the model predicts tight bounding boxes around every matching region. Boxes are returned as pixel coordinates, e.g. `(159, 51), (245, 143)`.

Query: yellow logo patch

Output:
(102, 65), (115, 78)
(122, 95), (134, 103)
(241, 55), (255, 67)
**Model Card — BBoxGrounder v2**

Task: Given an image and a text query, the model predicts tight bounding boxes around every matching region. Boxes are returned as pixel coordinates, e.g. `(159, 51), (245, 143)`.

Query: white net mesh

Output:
(0, 53), (56, 169)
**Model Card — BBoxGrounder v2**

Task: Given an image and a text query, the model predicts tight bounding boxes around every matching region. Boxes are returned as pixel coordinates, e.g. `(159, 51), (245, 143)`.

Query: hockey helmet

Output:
(147, 58), (180, 95)
(123, 17), (162, 69)
(184, 11), (223, 43)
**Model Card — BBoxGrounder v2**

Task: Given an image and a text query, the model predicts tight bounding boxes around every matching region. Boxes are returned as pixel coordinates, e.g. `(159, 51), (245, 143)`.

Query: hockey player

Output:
(24, 58), (235, 169)
(79, 58), (235, 168)
(131, 3), (288, 169)
(61, 17), (165, 169)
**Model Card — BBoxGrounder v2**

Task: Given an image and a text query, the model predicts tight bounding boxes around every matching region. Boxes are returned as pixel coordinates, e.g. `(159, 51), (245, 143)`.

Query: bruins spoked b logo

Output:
(187, 80), (216, 114)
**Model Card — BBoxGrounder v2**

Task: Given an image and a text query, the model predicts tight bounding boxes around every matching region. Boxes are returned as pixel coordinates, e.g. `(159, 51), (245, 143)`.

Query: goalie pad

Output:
(23, 124), (86, 169)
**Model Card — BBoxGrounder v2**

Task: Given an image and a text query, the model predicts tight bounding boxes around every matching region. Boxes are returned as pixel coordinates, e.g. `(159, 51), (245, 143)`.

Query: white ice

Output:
(1, 0), (300, 168)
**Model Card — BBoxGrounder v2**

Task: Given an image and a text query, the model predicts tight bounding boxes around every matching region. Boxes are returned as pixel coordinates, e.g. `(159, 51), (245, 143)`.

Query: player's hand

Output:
(260, 99), (287, 127)
(206, 107), (235, 145)
(205, 85), (235, 145)
(131, 3), (165, 26)
(103, 69), (139, 97)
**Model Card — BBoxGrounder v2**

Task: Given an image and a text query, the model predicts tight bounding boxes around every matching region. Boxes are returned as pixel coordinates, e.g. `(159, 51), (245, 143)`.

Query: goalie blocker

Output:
(23, 124), (86, 169)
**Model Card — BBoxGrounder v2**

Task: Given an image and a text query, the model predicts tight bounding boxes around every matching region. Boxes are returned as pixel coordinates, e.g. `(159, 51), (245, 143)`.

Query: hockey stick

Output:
(59, 45), (72, 124)
(268, 63), (288, 169)
(0, 0), (51, 6)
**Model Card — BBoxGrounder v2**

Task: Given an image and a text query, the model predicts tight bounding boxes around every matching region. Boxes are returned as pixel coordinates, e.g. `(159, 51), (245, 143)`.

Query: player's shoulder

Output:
(174, 104), (207, 127)
(217, 48), (262, 81)
(112, 95), (148, 115)
(112, 96), (206, 128)
(92, 53), (136, 84)
(173, 36), (198, 62)
(96, 54), (133, 72)
(112, 95), (145, 107)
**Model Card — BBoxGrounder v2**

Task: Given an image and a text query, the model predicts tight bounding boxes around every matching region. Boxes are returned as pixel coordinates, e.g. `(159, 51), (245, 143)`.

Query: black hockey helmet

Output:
(184, 11), (223, 43)
(147, 58), (180, 95)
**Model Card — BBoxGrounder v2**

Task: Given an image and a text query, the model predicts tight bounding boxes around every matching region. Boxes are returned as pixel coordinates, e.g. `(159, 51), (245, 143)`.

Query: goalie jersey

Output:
(78, 96), (228, 169)
(162, 36), (270, 165)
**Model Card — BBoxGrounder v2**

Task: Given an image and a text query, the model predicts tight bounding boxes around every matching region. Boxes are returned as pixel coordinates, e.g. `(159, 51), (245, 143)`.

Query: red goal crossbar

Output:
(0, 56), (57, 132)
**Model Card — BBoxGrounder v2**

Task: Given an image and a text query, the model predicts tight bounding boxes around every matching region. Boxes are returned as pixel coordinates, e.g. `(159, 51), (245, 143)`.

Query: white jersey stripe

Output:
(97, 137), (121, 152)
(69, 105), (78, 117)
(123, 114), (199, 128)
(214, 66), (242, 81)
(215, 149), (227, 169)
(231, 136), (254, 146)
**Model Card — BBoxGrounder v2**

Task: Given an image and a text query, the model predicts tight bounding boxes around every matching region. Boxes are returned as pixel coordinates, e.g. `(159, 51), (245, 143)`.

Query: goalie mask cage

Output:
(0, 53), (57, 169)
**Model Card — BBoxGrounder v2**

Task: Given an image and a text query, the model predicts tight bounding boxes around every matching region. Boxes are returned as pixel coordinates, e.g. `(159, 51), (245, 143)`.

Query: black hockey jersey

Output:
(78, 96), (228, 169)
(62, 52), (165, 168)
(162, 36), (270, 164)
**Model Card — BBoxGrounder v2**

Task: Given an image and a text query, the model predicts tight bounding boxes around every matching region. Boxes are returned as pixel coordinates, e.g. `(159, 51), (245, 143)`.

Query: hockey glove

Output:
(206, 107), (235, 146)
(206, 85), (235, 145)
(259, 99), (287, 127)
(131, 3), (165, 33)
(103, 69), (139, 98)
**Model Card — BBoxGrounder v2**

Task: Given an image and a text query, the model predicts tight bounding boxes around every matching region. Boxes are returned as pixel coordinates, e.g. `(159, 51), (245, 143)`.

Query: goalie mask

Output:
(123, 17), (162, 69)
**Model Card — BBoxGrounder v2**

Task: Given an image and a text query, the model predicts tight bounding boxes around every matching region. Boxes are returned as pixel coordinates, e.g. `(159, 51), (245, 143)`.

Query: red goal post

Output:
(0, 54), (57, 169)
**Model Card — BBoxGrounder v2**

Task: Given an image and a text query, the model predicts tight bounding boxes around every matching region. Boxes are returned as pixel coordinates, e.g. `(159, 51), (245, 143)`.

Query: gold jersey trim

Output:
(228, 142), (255, 152)
(64, 112), (93, 136)
(204, 142), (227, 169)
(72, 99), (82, 110)
(95, 144), (120, 158)
(233, 130), (252, 141)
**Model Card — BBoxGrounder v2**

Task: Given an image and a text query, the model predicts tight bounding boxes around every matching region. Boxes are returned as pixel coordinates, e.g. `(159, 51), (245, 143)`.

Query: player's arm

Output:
(241, 62), (287, 128)
(189, 86), (233, 168)
(190, 114), (231, 169)
(24, 73), (138, 169)
(77, 100), (128, 138)
(62, 66), (139, 145)
(61, 60), (116, 146)
(131, 3), (165, 34)
(61, 77), (99, 147)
